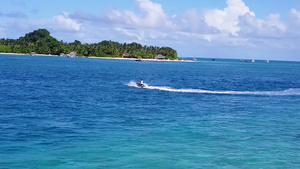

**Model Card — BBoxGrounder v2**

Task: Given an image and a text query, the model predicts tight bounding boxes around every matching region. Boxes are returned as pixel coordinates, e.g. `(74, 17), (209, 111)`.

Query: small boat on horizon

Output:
(252, 59), (255, 63)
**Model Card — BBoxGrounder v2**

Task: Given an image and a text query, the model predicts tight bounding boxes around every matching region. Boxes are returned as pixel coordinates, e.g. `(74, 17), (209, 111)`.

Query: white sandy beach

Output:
(0, 52), (196, 62)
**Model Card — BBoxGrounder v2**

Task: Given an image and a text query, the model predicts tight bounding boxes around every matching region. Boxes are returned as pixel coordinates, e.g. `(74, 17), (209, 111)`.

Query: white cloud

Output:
(106, 0), (173, 29)
(114, 27), (144, 40)
(7, 20), (33, 31)
(204, 0), (254, 36)
(239, 13), (287, 38)
(53, 12), (81, 31)
(135, 0), (172, 28)
(286, 9), (300, 39)
(183, 9), (202, 32)
(290, 9), (300, 22)
(0, 26), (4, 36)
(174, 8), (216, 34)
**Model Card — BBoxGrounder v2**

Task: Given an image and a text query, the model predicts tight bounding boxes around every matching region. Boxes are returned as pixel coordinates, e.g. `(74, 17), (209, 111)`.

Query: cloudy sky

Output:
(1, 0), (300, 61)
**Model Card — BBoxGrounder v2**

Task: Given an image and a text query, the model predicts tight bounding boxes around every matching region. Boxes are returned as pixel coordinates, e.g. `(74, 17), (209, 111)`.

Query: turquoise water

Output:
(0, 54), (300, 168)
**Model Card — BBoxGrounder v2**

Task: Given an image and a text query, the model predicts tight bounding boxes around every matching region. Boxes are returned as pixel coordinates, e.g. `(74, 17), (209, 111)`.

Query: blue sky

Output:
(1, 0), (300, 61)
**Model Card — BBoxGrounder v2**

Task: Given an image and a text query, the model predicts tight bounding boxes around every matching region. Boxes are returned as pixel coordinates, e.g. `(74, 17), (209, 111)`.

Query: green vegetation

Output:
(0, 45), (12, 53)
(0, 29), (177, 59)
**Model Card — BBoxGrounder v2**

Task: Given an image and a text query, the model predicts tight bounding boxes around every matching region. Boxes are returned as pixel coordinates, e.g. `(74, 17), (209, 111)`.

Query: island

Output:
(0, 29), (178, 60)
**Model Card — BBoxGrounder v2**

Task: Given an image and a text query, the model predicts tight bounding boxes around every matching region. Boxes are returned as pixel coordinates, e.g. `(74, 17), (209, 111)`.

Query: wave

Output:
(126, 81), (300, 96)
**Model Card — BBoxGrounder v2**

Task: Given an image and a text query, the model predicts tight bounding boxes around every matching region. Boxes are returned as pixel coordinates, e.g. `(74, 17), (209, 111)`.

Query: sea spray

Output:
(127, 81), (138, 87)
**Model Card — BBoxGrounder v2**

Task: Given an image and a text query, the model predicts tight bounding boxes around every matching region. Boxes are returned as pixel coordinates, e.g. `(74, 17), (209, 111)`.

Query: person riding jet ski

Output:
(137, 79), (145, 88)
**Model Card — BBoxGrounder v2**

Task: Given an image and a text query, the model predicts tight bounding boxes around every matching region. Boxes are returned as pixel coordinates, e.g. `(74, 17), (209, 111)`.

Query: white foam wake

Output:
(126, 81), (300, 96)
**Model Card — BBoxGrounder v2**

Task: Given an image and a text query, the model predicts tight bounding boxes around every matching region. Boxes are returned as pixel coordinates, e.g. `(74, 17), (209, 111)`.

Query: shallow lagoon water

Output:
(0, 55), (300, 168)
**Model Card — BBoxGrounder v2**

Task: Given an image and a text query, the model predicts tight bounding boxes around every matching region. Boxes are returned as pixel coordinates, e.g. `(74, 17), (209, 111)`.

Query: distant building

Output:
(122, 53), (136, 58)
(66, 51), (77, 57)
(122, 53), (130, 58)
(155, 54), (165, 59)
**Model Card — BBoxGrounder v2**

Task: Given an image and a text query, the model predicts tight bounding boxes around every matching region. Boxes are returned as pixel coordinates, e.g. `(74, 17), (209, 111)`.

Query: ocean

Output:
(0, 54), (299, 168)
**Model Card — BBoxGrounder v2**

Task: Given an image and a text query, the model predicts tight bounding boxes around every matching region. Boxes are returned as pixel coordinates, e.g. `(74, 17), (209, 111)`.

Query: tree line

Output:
(0, 29), (177, 59)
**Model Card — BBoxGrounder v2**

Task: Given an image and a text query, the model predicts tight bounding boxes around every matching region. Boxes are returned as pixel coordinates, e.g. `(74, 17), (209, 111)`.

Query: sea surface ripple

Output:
(1, 55), (300, 168)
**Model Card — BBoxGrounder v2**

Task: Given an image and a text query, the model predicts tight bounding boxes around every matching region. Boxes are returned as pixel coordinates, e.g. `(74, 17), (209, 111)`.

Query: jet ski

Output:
(136, 81), (145, 88)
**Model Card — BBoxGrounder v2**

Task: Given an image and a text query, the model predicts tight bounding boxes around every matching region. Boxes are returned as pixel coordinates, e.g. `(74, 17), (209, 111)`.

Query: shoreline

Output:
(0, 52), (196, 63)
(88, 56), (196, 62)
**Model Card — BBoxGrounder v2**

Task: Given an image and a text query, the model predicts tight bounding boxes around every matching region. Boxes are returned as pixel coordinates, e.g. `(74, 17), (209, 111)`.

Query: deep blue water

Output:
(0, 54), (300, 168)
